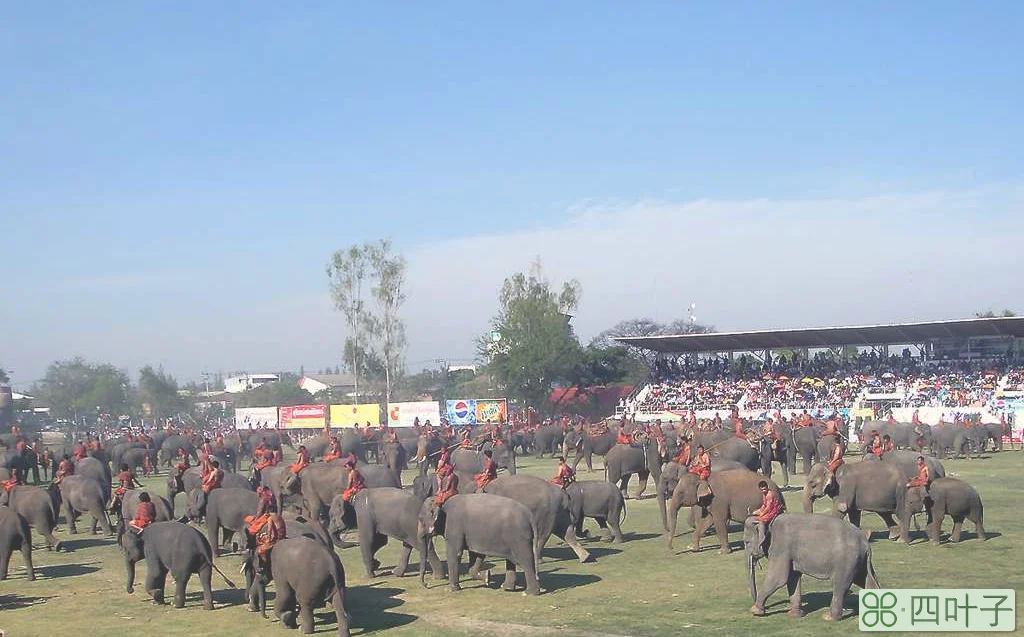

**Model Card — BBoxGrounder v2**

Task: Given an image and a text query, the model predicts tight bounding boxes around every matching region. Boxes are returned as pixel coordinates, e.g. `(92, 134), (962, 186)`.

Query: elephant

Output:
(565, 480), (626, 543)
(656, 459), (746, 532)
(254, 465), (304, 514)
(508, 429), (533, 456)
(74, 456), (111, 503)
(327, 488), (444, 579)
(115, 489), (175, 525)
(418, 493), (541, 596)
(122, 447), (158, 475)
(664, 467), (783, 553)
(604, 436), (662, 499)
(709, 438), (761, 472)
(0, 506), (34, 580)
(246, 430), (293, 452)
(904, 478), (986, 544)
(167, 466), (252, 514)
(480, 474), (591, 563)
(414, 435), (444, 475)
(981, 422), (1008, 451)
(280, 462), (401, 522)
(0, 484), (62, 550)
(745, 513), (880, 620)
(803, 461), (909, 543)
(110, 442), (147, 472)
(532, 424), (565, 459)
(866, 450), (946, 481)
(451, 446), (516, 475)
(563, 429), (617, 472)
(787, 425), (822, 474)
(378, 440), (408, 483)
(185, 487), (259, 555)
(51, 475), (113, 535)
(757, 434), (790, 486)
(117, 520), (215, 609)
(243, 536), (350, 636)
(929, 424), (983, 459)
(861, 421), (918, 449)
(159, 435), (198, 467)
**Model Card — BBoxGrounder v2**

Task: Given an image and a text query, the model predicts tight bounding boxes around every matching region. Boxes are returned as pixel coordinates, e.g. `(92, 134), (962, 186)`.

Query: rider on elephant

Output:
(2, 474), (19, 492)
(199, 438), (215, 476)
(551, 456), (576, 489)
(821, 417), (839, 439)
(826, 438), (846, 488)
(289, 445), (310, 475)
(616, 424), (631, 446)
(112, 463), (143, 513)
(130, 491), (156, 531)
(73, 442), (87, 460)
(750, 479), (783, 558)
(437, 446), (452, 477)
(690, 445), (712, 496)
(341, 458), (366, 503)
(673, 436), (692, 465)
(201, 460), (224, 494)
(54, 454), (74, 484)
(434, 464), (459, 506)
(906, 456), (931, 491)
(869, 432), (883, 458)
(142, 454), (154, 476)
(474, 449), (498, 489)
(881, 435), (895, 457)
(323, 436), (343, 463)
(175, 447), (191, 474)
(247, 501), (286, 578)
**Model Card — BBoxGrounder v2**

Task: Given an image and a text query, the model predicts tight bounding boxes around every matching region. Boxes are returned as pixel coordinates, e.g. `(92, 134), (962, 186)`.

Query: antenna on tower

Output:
(688, 303), (697, 332)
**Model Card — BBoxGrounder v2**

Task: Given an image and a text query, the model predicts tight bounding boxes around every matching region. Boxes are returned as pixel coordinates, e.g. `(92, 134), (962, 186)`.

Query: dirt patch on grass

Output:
(424, 613), (633, 637)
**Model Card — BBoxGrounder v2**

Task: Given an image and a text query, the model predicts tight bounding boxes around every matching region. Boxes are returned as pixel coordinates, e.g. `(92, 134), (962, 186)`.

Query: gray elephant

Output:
(327, 488), (444, 579)
(532, 424), (565, 458)
(255, 464), (304, 514)
(52, 475), (113, 535)
(605, 436), (662, 499)
(0, 506), (35, 580)
(0, 484), (61, 550)
(243, 536), (350, 636)
(481, 474), (591, 563)
(565, 480), (626, 543)
(280, 462), (400, 522)
(185, 487), (258, 555)
(118, 520), (216, 609)
(757, 434), (790, 486)
(378, 440), (408, 482)
(414, 435), (444, 475)
(929, 424), (983, 459)
(664, 467), (783, 553)
(418, 493), (541, 595)
(159, 435), (198, 466)
(121, 447), (158, 475)
(563, 429), (616, 472)
(110, 442), (147, 472)
(116, 489), (175, 524)
(868, 450), (945, 480)
(787, 424), (822, 474)
(746, 513), (880, 620)
(904, 477), (986, 544)
(167, 466), (252, 514)
(451, 446), (516, 475)
(656, 458), (746, 533)
(74, 456), (111, 503)
(803, 461), (909, 543)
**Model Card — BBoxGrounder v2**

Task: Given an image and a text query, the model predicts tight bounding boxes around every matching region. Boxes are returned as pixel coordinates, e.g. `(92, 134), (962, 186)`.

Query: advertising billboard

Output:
(279, 404), (327, 429)
(475, 399), (507, 424)
(387, 401), (440, 427)
(235, 407), (279, 430)
(446, 399), (477, 425)
(329, 404), (381, 427)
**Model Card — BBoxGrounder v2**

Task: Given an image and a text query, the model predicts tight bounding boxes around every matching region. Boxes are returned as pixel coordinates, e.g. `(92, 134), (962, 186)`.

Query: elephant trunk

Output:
(417, 523), (430, 588)
(801, 483), (815, 513)
(666, 498), (680, 550)
(125, 556), (136, 594)
(657, 479), (669, 532)
(747, 552), (758, 602)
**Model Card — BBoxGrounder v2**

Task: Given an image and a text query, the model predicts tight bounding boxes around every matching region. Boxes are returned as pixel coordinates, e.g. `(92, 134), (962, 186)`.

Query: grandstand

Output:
(613, 317), (1024, 425)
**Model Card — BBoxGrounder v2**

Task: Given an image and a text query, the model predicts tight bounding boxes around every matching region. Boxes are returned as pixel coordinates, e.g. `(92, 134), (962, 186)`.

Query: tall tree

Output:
(975, 309), (1018, 318)
(233, 382), (313, 408)
(369, 239), (408, 403)
(591, 317), (715, 368)
(480, 263), (582, 412)
(137, 365), (185, 418)
(36, 358), (131, 421)
(0, 367), (10, 384)
(327, 244), (375, 398)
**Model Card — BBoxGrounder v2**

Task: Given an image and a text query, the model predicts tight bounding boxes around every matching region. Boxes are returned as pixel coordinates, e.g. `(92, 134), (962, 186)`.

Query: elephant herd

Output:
(0, 418), (1001, 629)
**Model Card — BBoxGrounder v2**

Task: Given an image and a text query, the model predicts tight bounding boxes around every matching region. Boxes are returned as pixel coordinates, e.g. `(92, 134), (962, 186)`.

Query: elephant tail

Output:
(618, 490), (628, 528)
(531, 517), (542, 579)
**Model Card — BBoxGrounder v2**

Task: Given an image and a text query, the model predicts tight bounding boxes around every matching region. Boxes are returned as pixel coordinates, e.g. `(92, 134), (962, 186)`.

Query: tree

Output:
(233, 382), (313, 408)
(368, 239), (408, 403)
(327, 244), (375, 399)
(480, 263), (583, 412)
(591, 317), (715, 368)
(975, 309), (1017, 318)
(0, 367), (10, 384)
(35, 358), (131, 422)
(137, 366), (186, 419)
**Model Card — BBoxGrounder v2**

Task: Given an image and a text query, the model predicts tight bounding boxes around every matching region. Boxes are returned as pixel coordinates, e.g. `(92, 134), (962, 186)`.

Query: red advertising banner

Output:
(279, 404), (327, 429)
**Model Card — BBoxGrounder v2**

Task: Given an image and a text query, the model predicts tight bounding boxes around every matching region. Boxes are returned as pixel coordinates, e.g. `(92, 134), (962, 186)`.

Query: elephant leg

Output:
(207, 522), (220, 557)
(299, 603), (316, 635)
(787, 570), (805, 617)
(950, 515), (964, 543)
(45, 530), (61, 551)
(90, 515), (98, 535)
(146, 566), (168, 605)
(846, 508), (861, 528)
(467, 551), (486, 582)
(586, 450), (594, 472)
(0, 549), (9, 580)
(447, 540), (463, 592)
(21, 540), (34, 581)
(63, 501), (77, 534)
(559, 524), (592, 563)
(394, 543), (412, 577)
(713, 509), (733, 554)
(501, 559), (517, 591)
(779, 459), (789, 487)
(752, 558), (790, 615)
(635, 473), (649, 500)
(276, 581), (298, 628)
(199, 564), (214, 610)
(98, 509), (113, 535)
(173, 572), (189, 608)
(618, 475), (631, 499)
(879, 512), (905, 543)
(363, 531), (386, 577)
(594, 516), (612, 542)
(690, 507), (710, 551)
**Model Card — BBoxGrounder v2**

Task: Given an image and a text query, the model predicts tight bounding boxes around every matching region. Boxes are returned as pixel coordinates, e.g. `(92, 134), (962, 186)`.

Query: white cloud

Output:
(6, 184), (1023, 383)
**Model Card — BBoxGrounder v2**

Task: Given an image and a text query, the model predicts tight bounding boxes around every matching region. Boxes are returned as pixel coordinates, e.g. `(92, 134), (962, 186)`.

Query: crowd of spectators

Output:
(626, 350), (1021, 413)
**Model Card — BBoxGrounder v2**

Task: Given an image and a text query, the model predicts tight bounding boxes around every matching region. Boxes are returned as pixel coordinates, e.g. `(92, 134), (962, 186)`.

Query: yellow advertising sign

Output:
(330, 403), (381, 427)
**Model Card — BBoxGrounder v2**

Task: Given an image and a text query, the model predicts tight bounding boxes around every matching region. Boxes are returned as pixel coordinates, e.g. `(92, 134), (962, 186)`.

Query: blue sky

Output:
(2, 2), (1023, 386)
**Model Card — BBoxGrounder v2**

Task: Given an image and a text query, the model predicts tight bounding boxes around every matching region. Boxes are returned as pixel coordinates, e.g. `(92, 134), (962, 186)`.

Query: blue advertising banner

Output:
(446, 399), (477, 425)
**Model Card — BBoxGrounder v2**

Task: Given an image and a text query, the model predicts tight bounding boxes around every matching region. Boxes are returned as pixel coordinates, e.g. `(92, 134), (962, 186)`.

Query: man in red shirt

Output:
(434, 464), (459, 506)
(550, 456), (575, 489)
(826, 438), (846, 488)
(475, 449), (498, 489)
(906, 456), (931, 491)
(201, 460), (224, 494)
(322, 436), (342, 463)
(289, 445), (310, 475)
(341, 459), (366, 503)
(130, 491), (156, 532)
(54, 454), (75, 484)
(112, 463), (142, 514)
(751, 480), (783, 557)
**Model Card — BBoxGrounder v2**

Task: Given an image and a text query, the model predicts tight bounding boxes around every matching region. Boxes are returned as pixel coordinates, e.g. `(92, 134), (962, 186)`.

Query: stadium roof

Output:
(613, 317), (1024, 354)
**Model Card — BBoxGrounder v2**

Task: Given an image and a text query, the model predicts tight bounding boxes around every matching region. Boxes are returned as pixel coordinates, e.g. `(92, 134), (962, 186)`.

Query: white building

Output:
(224, 374), (280, 394)
(298, 374), (357, 397)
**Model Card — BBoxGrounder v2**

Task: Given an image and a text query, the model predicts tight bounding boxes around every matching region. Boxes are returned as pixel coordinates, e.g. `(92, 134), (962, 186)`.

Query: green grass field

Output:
(2, 450), (1022, 637)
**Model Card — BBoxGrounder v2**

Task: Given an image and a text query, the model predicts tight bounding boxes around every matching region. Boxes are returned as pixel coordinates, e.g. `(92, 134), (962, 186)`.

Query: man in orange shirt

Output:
(750, 480), (783, 558)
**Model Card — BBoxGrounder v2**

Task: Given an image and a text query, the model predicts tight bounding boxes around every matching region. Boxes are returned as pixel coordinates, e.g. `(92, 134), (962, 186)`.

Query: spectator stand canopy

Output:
(612, 317), (1024, 356)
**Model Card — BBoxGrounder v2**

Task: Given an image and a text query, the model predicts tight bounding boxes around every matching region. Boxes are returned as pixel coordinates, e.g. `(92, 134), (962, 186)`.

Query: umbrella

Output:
(778, 375), (790, 381)
(802, 377), (815, 384)
(814, 380), (825, 387)
(881, 372), (895, 379)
